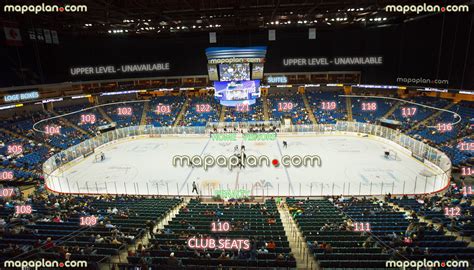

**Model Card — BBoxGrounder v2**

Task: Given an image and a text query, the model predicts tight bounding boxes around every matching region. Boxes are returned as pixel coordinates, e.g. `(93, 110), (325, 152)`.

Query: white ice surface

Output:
(46, 133), (448, 197)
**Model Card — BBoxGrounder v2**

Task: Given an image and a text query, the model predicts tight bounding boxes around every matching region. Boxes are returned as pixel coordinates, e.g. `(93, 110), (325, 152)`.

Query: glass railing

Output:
(43, 122), (451, 197)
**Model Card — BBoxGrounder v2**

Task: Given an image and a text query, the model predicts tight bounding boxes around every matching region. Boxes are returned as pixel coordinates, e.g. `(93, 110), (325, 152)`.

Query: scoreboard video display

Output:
(219, 63), (251, 81)
(205, 47), (267, 82)
(213, 80), (260, 106)
(205, 47), (267, 107)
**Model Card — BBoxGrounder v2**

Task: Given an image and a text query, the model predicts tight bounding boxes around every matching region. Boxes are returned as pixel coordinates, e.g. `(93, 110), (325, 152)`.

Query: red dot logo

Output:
(59, 263), (64, 267)
(272, 159), (279, 166)
(441, 7), (446, 12)
(59, 7), (65, 12)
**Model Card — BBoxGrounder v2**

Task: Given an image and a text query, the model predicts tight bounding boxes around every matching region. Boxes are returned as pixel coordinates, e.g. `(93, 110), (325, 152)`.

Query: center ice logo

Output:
(171, 154), (322, 170)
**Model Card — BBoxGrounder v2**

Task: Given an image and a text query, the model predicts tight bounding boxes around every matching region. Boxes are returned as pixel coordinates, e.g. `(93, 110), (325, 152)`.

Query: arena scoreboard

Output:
(205, 47), (267, 107)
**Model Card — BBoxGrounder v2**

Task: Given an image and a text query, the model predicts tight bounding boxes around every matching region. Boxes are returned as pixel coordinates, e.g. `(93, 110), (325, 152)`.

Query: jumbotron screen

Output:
(218, 63), (251, 81)
(214, 80), (260, 106)
(205, 47), (267, 82)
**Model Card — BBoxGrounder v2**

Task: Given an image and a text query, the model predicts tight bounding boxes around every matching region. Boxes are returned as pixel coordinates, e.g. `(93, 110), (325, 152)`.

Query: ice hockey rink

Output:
(46, 133), (449, 197)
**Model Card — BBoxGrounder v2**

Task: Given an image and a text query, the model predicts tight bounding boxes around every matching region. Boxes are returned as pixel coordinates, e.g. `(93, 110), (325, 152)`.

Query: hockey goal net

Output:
(384, 150), (398, 160)
(94, 153), (105, 163)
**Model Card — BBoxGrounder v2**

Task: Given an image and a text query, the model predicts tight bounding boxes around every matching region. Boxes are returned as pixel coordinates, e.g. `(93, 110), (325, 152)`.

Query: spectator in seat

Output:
(111, 238), (122, 245)
(95, 234), (105, 244)
(287, 253), (296, 262)
(105, 221), (116, 229)
(44, 237), (54, 250)
(257, 246), (268, 254)
(83, 245), (95, 255)
(167, 252), (180, 266)
(320, 223), (330, 231)
(71, 245), (81, 254)
(52, 216), (62, 223)
(217, 252), (229, 261)
(146, 220), (155, 236)
(88, 234), (96, 243)
(308, 240), (319, 249)
(0, 218), (6, 231)
(325, 243), (333, 254)
(33, 239), (42, 248)
(363, 237), (373, 248)
(266, 239), (276, 251)
(58, 246), (67, 258)
(276, 253), (285, 262)
(434, 223), (444, 233)
(267, 218), (276, 225)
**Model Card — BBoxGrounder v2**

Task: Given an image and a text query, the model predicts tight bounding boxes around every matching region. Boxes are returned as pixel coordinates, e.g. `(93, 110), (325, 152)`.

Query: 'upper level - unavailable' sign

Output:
(283, 56), (383, 66)
(70, 63), (170, 76)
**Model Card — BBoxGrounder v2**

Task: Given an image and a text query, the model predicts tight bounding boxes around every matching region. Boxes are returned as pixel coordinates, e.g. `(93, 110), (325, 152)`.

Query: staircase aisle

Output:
(97, 107), (113, 123)
(139, 100), (150, 126)
(302, 93), (318, 124)
(173, 98), (190, 126)
(409, 102), (458, 132)
(278, 204), (318, 270)
(108, 199), (188, 269)
(345, 97), (353, 121)
(263, 97), (270, 121)
(387, 201), (474, 246)
(382, 101), (402, 119)
(51, 110), (90, 136)
(219, 105), (226, 122)
(0, 127), (53, 149)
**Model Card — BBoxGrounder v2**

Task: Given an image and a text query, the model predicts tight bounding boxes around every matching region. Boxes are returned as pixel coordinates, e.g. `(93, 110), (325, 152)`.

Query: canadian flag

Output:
(4, 26), (22, 46)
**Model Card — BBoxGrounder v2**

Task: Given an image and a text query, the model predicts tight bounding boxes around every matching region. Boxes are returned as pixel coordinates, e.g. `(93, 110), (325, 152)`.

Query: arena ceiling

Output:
(3, 0), (472, 36)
